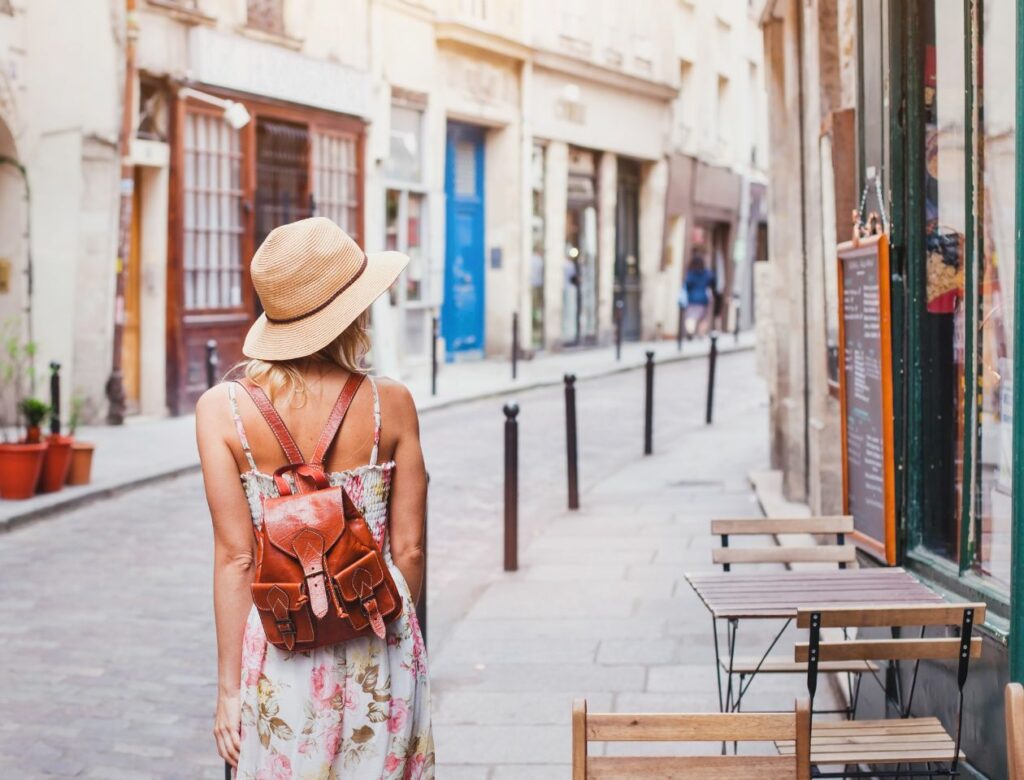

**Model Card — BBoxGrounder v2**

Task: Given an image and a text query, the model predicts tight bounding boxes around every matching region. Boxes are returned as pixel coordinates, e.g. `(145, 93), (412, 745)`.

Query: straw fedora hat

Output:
(243, 217), (408, 361)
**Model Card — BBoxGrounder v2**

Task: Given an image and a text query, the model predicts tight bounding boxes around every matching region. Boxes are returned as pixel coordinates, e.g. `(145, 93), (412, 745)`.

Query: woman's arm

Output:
(385, 384), (428, 606)
(196, 386), (255, 768)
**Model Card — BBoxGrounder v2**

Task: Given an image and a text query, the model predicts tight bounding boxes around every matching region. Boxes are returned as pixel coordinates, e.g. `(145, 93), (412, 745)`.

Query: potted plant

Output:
(19, 398), (49, 444)
(66, 393), (95, 486)
(0, 321), (47, 500)
(39, 406), (74, 494)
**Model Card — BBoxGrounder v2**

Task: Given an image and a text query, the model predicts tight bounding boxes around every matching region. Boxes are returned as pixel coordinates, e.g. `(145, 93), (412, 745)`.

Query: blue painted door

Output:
(443, 123), (485, 359)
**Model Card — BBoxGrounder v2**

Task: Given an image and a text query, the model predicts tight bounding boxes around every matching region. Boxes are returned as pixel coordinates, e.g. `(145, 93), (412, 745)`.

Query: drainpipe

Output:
(0, 155), (33, 362)
(105, 0), (138, 425)
(795, 0), (810, 500)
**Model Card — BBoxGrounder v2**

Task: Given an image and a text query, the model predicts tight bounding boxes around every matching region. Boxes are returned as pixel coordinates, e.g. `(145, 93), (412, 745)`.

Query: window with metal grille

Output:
(183, 111), (244, 311)
(247, 0), (285, 35)
(312, 130), (359, 241)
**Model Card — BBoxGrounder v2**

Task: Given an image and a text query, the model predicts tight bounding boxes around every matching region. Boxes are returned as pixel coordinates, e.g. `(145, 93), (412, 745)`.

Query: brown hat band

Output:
(264, 255), (369, 325)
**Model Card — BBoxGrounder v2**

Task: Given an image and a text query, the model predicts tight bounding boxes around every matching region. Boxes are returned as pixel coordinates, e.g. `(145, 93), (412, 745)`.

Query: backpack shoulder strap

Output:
(236, 379), (305, 465)
(310, 373), (366, 469)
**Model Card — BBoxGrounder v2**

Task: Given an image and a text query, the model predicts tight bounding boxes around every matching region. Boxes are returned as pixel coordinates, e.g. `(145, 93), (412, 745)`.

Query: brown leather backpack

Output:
(238, 374), (402, 652)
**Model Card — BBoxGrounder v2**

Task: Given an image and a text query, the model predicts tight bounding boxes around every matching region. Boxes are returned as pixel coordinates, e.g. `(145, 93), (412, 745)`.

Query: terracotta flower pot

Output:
(66, 441), (96, 486)
(38, 435), (74, 494)
(25, 425), (42, 445)
(0, 442), (48, 500)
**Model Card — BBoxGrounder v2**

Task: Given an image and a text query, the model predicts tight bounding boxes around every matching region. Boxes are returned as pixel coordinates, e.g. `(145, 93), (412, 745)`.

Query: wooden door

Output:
(122, 171), (142, 410)
(170, 103), (251, 413)
(442, 123), (486, 359)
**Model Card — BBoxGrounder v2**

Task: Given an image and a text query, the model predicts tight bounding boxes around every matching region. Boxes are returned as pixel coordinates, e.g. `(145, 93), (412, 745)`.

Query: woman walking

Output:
(197, 217), (433, 779)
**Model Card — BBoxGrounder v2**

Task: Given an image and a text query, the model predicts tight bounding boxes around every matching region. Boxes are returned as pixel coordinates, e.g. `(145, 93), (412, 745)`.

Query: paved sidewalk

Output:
(0, 332), (752, 531)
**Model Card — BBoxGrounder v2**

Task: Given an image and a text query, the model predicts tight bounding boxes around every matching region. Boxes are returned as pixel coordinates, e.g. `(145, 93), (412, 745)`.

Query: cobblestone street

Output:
(0, 351), (820, 778)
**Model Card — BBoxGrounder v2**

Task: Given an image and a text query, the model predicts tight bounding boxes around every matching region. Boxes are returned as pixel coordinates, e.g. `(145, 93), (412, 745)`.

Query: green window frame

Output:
(869, 0), (1018, 634)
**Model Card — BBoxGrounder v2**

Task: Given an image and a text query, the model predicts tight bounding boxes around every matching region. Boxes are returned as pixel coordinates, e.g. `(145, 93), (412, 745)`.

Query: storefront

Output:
(765, 3), (1019, 773)
(530, 62), (674, 349)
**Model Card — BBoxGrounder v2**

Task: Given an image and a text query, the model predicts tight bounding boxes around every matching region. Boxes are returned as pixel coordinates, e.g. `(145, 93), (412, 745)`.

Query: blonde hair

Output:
(243, 311), (371, 404)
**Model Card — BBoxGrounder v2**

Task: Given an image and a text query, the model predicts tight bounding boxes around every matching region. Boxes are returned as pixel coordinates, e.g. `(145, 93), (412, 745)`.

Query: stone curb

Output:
(0, 340), (753, 532)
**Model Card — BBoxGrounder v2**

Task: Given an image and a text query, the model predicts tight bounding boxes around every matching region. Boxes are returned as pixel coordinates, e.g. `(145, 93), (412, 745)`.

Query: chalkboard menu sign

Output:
(837, 234), (896, 564)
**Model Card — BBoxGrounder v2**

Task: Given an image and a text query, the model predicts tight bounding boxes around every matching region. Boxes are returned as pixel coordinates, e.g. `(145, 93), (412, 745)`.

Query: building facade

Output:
(0, 0), (122, 423)
(1, 0), (769, 421)
(759, 1), (1021, 776)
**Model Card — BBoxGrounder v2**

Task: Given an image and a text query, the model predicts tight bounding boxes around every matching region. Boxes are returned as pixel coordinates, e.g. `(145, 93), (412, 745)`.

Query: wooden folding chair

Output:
(1006, 682), (1024, 779)
(776, 603), (985, 777)
(572, 698), (811, 779)
(710, 516), (874, 705)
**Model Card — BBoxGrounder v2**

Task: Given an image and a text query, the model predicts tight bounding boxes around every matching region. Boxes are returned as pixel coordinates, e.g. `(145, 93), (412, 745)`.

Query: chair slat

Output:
(586, 711), (796, 742)
(588, 755), (798, 780)
(795, 636), (982, 663)
(712, 546), (857, 565)
(1007, 684), (1024, 779)
(795, 602), (985, 628)
(712, 516), (854, 535)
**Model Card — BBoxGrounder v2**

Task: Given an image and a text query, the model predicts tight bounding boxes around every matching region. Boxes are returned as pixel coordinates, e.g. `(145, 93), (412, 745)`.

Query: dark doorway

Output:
(615, 158), (642, 341)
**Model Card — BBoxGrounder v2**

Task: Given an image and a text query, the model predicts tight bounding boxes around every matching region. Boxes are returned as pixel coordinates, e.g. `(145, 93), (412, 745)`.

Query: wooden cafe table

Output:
(685, 567), (944, 713)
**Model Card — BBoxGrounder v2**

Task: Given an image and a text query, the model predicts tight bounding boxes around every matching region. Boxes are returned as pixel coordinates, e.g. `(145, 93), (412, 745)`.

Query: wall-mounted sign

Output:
(837, 233), (896, 564)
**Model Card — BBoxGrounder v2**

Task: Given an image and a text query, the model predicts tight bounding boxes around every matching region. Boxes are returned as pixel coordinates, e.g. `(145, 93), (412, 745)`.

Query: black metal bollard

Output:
(644, 351), (654, 455)
(205, 339), (220, 389)
(503, 403), (519, 572)
(431, 316), (439, 397)
(614, 300), (624, 361)
(705, 332), (718, 425)
(511, 312), (519, 380)
(49, 361), (61, 435)
(224, 761), (232, 779)
(677, 306), (686, 352)
(564, 374), (580, 510)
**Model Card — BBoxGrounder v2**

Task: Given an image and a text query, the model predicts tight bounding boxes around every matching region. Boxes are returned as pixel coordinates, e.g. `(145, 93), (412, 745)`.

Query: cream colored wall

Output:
(639, 158), (669, 337)
(0, 0), (121, 422)
(138, 164), (170, 417)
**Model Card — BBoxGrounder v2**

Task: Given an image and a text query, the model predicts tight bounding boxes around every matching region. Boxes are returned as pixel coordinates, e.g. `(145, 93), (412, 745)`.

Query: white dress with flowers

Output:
(228, 379), (434, 780)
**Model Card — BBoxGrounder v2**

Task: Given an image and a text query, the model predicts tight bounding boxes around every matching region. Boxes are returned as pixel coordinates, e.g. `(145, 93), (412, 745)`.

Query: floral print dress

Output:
(228, 378), (434, 780)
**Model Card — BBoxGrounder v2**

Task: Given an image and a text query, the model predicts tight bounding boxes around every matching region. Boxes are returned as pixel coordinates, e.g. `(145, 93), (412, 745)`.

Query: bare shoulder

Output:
(195, 382), (234, 437)
(371, 376), (419, 428)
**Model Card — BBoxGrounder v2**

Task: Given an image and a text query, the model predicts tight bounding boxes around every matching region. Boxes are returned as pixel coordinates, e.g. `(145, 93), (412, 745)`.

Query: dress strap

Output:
(227, 383), (258, 472)
(368, 375), (381, 466)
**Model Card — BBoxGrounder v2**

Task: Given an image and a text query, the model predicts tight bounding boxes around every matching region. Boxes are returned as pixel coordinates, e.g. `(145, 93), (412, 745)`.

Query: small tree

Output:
(0, 318), (38, 443)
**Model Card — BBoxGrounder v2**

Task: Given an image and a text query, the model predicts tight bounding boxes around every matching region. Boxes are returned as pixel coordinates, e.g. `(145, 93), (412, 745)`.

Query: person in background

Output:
(684, 254), (716, 338)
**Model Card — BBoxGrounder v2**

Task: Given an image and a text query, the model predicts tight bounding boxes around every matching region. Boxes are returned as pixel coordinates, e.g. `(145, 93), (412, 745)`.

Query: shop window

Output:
(383, 102), (429, 360)
(385, 105), (423, 184)
(312, 130), (360, 241)
(971, 0), (1016, 587)
(247, 0), (285, 36)
(917, 2), (967, 562)
(182, 111), (244, 311)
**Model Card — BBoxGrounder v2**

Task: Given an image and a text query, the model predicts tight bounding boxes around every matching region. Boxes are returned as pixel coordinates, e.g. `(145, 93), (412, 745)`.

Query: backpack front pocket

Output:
(251, 582), (315, 650)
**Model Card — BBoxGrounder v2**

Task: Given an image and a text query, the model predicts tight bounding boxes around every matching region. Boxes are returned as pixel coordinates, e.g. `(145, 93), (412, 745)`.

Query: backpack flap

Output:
(261, 487), (348, 560)
(251, 582), (314, 650)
